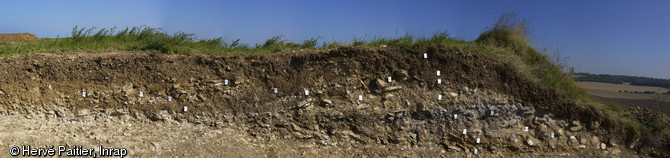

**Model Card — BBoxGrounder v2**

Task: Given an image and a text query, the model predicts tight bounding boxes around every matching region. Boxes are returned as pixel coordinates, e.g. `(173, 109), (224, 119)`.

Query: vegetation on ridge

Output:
(0, 13), (667, 151)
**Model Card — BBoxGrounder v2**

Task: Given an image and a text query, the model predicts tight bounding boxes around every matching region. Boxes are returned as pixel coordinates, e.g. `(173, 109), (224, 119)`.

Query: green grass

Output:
(0, 26), (327, 57)
(473, 13), (663, 142)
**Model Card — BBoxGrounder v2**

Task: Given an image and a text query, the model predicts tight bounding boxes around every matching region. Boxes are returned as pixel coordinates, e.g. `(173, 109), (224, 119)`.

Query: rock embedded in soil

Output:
(383, 86), (403, 92)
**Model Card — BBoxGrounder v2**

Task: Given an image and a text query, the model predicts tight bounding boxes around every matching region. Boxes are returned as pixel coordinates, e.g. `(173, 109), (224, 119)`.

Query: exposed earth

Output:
(0, 46), (656, 157)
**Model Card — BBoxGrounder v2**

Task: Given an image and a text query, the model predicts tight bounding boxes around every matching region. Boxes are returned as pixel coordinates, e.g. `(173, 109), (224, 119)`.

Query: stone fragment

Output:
(509, 135), (518, 143)
(590, 136), (600, 147)
(383, 86), (403, 92)
(449, 92), (458, 97)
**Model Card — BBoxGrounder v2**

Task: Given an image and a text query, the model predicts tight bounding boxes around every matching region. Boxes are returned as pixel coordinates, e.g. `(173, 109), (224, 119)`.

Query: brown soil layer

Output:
(0, 46), (651, 157)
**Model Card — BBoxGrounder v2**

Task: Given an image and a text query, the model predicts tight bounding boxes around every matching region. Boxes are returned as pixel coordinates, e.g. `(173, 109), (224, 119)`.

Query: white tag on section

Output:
(358, 95), (363, 101)
(463, 129), (467, 135)
(274, 88), (278, 94)
(437, 79), (441, 84)
(490, 110), (494, 116)
(305, 89), (309, 96)
(438, 95), (442, 100)
(387, 76), (392, 83)
(183, 106), (188, 112)
(437, 70), (440, 76)
(524, 126), (529, 132)
(168, 96), (172, 102)
(551, 132), (555, 139)
(224, 79), (229, 85)
(423, 53), (427, 59)
(474, 149), (478, 155)
(82, 91), (87, 98)
(139, 91), (144, 98)
(454, 114), (458, 120)
(476, 138), (480, 143)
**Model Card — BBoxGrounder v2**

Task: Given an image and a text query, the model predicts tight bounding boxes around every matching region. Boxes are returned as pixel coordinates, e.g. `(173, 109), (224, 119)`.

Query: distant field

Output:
(577, 81), (670, 101)
(578, 81), (670, 116)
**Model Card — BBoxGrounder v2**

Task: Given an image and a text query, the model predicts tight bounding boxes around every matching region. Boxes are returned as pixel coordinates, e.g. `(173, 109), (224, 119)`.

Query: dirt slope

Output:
(0, 46), (640, 157)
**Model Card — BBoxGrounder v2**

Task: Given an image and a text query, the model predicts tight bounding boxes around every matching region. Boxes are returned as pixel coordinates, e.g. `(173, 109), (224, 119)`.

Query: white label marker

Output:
(139, 91), (144, 98)
(474, 149), (478, 155)
(183, 106), (188, 112)
(463, 129), (467, 135)
(82, 91), (87, 98)
(274, 88), (278, 94)
(476, 138), (480, 144)
(358, 95), (363, 101)
(438, 95), (442, 100)
(423, 53), (427, 59)
(454, 114), (458, 120)
(387, 76), (392, 83)
(437, 79), (441, 84)
(551, 132), (555, 139)
(437, 70), (440, 76)
(168, 96), (172, 102)
(305, 89), (309, 96)
(490, 110), (494, 116)
(524, 126), (529, 132)
(224, 79), (229, 85)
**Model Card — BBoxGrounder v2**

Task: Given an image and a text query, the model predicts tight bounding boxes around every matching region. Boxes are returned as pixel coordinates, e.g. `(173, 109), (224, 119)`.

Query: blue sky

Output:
(1, 0), (668, 79)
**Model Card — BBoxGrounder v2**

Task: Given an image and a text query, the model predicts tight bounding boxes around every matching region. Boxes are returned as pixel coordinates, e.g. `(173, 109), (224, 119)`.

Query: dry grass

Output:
(0, 33), (38, 43)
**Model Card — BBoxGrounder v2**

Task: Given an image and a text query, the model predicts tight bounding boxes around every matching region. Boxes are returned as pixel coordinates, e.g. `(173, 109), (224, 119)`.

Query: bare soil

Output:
(0, 46), (655, 157)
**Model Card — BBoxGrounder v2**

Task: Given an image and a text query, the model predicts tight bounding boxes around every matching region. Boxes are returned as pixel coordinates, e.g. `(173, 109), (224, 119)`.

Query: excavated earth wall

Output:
(0, 47), (635, 157)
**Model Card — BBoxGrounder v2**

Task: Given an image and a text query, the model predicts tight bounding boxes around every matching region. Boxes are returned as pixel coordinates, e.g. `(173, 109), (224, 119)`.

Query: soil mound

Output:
(0, 33), (39, 43)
